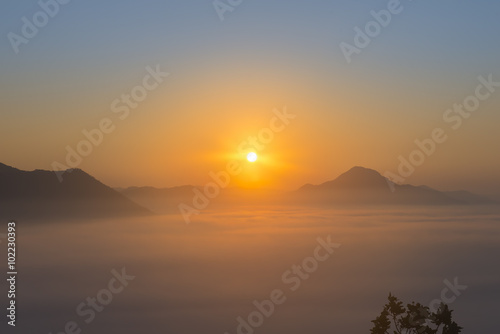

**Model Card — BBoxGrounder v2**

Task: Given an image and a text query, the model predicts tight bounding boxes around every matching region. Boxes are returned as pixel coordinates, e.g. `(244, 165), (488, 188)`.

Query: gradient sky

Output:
(1, 0), (500, 195)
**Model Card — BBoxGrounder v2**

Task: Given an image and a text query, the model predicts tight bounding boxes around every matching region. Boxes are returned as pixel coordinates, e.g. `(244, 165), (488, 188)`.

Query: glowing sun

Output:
(247, 152), (258, 162)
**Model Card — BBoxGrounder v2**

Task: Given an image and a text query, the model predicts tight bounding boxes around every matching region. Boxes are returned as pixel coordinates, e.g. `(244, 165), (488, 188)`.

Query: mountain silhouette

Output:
(299, 166), (389, 191)
(0, 163), (151, 220)
(119, 185), (197, 214)
(121, 166), (497, 210)
(118, 185), (283, 213)
(296, 166), (496, 206)
(2, 162), (495, 220)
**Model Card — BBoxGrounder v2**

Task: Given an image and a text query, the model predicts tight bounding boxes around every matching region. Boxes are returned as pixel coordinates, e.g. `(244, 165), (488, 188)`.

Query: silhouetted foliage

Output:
(370, 293), (462, 334)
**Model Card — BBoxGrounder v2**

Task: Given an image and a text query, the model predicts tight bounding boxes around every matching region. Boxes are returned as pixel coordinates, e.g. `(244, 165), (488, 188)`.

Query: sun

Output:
(247, 152), (258, 162)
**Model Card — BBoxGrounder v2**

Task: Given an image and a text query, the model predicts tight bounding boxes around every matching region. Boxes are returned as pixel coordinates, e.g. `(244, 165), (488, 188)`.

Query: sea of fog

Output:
(3, 206), (500, 333)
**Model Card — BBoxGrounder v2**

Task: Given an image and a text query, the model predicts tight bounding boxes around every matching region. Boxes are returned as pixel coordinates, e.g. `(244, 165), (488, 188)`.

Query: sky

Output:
(1, 0), (500, 195)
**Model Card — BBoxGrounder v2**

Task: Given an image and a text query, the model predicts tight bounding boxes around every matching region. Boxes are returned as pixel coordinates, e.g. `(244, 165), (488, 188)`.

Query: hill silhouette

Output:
(0, 163), (151, 220)
(119, 167), (497, 212)
(295, 166), (496, 206)
(300, 166), (389, 191)
(1, 163), (496, 220)
(118, 185), (284, 213)
(119, 185), (197, 214)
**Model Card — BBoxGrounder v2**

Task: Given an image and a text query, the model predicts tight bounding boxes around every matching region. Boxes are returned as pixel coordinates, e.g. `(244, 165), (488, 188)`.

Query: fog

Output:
(3, 206), (500, 333)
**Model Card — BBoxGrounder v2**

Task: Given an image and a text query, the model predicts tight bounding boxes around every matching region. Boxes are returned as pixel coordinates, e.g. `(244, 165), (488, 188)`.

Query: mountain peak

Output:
(320, 166), (388, 189)
(340, 166), (383, 176)
(0, 162), (151, 220)
(343, 166), (383, 177)
(294, 166), (498, 206)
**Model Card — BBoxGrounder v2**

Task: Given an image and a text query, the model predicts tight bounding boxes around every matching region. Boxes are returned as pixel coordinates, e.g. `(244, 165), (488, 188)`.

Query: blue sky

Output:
(2, 0), (500, 77)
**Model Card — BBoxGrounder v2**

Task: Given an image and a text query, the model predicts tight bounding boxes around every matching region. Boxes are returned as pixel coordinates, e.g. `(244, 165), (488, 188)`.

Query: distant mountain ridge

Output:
(118, 185), (197, 214)
(119, 166), (497, 210)
(0, 163), (151, 220)
(299, 166), (389, 191)
(296, 166), (497, 206)
(120, 185), (196, 198)
(1, 162), (496, 221)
